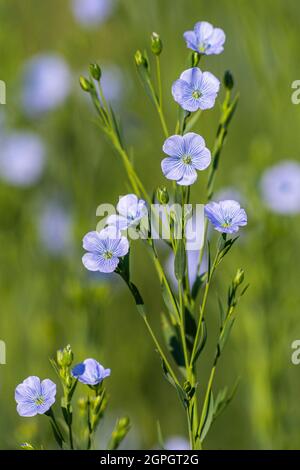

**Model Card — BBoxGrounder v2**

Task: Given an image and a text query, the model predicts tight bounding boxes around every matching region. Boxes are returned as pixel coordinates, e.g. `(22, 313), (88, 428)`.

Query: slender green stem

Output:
(147, 78), (169, 138)
(156, 56), (163, 109)
(47, 408), (65, 447)
(143, 315), (180, 388)
(184, 109), (203, 133)
(190, 247), (219, 368)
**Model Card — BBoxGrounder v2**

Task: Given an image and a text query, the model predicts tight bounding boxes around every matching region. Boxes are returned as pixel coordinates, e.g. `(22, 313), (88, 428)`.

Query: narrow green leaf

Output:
(175, 239), (186, 281)
(161, 313), (185, 367)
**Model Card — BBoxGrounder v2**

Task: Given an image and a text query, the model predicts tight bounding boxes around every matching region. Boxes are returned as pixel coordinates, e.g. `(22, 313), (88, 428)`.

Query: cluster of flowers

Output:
(82, 21), (247, 274)
(15, 358), (110, 417)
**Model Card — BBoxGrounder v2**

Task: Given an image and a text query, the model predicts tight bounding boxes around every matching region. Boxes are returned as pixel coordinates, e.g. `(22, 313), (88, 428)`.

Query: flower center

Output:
(104, 251), (113, 260)
(182, 154), (192, 164)
(35, 396), (45, 406)
(192, 90), (201, 99)
(222, 218), (232, 228)
(198, 42), (207, 53)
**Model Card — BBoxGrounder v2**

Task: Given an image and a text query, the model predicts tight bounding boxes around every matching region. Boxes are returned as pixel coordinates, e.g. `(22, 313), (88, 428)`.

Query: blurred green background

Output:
(1, 0), (300, 450)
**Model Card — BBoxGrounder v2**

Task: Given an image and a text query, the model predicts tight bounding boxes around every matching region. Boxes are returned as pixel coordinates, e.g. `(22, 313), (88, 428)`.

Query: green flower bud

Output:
(118, 416), (130, 428)
(233, 268), (244, 288)
(79, 76), (92, 92)
(89, 63), (101, 81)
(134, 50), (148, 69)
(151, 32), (163, 56)
(57, 344), (73, 367)
(223, 70), (234, 90)
(157, 186), (169, 204)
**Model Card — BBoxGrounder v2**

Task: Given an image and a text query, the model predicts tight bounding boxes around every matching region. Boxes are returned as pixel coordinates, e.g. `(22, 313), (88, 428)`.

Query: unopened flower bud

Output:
(57, 344), (73, 367)
(79, 76), (92, 92)
(224, 70), (234, 90)
(89, 63), (101, 81)
(157, 186), (169, 204)
(151, 32), (163, 56)
(233, 268), (244, 288)
(134, 50), (148, 69)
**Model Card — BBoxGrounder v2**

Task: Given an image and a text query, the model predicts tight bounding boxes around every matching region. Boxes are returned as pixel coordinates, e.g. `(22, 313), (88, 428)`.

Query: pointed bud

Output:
(89, 63), (101, 81)
(157, 186), (169, 205)
(79, 76), (92, 92)
(224, 70), (234, 90)
(151, 32), (163, 56)
(233, 268), (244, 288)
(57, 344), (73, 367)
(134, 50), (149, 69)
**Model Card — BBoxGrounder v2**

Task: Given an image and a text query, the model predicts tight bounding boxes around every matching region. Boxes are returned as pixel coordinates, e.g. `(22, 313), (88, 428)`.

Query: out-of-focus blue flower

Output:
(0, 131), (46, 186)
(101, 65), (123, 103)
(184, 21), (225, 55)
(72, 358), (111, 385)
(205, 200), (247, 234)
(71, 0), (115, 28)
(106, 194), (147, 230)
(22, 54), (71, 116)
(161, 133), (211, 186)
(165, 436), (190, 450)
(15, 376), (56, 417)
(82, 227), (129, 273)
(260, 161), (300, 214)
(37, 202), (73, 255)
(172, 67), (220, 112)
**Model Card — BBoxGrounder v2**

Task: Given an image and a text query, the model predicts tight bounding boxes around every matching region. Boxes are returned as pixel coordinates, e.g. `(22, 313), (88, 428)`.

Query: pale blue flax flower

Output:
(184, 21), (225, 55)
(82, 226), (129, 273)
(161, 133), (211, 186)
(71, 0), (115, 28)
(260, 161), (300, 214)
(172, 67), (220, 112)
(37, 202), (73, 255)
(0, 131), (46, 186)
(22, 54), (71, 116)
(106, 194), (147, 230)
(205, 200), (247, 234)
(15, 376), (56, 417)
(72, 358), (110, 385)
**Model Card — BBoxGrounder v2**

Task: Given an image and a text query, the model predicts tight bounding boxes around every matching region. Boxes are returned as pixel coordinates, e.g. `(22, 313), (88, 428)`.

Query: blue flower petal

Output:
(161, 157), (185, 181)
(183, 31), (198, 51)
(177, 166), (198, 186)
(180, 67), (203, 85)
(82, 252), (103, 271)
(194, 21), (214, 41)
(82, 231), (105, 254)
(97, 256), (119, 273)
(163, 135), (185, 158)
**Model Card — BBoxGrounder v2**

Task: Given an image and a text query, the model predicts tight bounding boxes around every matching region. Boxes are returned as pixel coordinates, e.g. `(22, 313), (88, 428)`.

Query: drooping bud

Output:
(79, 76), (93, 92)
(223, 70), (234, 90)
(89, 63), (101, 81)
(157, 186), (169, 204)
(151, 32), (163, 56)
